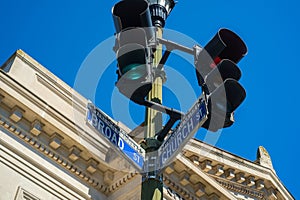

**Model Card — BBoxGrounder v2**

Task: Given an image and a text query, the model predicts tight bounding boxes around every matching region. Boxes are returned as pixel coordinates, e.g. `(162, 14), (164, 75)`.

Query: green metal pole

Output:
(145, 27), (163, 137)
(142, 27), (164, 200)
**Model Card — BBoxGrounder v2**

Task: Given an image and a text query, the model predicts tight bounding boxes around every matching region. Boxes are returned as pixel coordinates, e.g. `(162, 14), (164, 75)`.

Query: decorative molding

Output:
(194, 183), (205, 197)
(212, 164), (224, 176)
(10, 106), (24, 122)
(179, 172), (190, 186)
(245, 176), (255, 187)
(87, 158), (99, 174)
(0, 116), (104, 189)
(186, 153), (274, 199)
(208, 193), (220, 200)
(163, 175), (196, 200)
(165, 187), (185, 200)
(189, 174), (200, 185)
(256, 179), (265, 190)
(49, 133), (64, 149)
(201, 159), (212, 172)
(225, 168), (235, 180)
(235, 172), (246, 184)
(68, 146), (82, 162)
(190, 155), (200, 165)
(215, 178), (265, 199)
(0, 114), (137, 194)
(187, 141), (270, 174)
(0, 89), (138, 197)
(107, 172), (138, 194)
(30, 119), (43, 136)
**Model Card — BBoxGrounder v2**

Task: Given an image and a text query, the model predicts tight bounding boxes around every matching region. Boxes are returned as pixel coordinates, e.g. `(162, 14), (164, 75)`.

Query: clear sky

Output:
(1, 0), (299, 198)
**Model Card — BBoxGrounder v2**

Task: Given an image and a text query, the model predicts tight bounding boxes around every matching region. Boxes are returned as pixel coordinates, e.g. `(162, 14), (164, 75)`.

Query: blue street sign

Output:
(158, 96), (208, 168)
(86, 103), (145, 170)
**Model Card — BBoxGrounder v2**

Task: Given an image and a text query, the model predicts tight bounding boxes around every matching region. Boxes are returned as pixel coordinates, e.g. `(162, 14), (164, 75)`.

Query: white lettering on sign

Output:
(159, 98), (207, 168)
(86, 103), (145, 170)
(160, 117), (194, 163)
(90, 112), (124, 149)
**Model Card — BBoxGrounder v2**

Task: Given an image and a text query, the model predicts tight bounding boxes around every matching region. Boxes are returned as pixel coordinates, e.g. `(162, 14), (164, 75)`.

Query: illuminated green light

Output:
(122, 63), (146, 80)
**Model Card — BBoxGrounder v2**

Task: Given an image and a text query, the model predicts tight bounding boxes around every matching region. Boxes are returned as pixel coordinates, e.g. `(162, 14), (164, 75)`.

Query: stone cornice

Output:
(177, 155), (238, 200)
(184, 139), (294, 199)
(0, 112), (139, 196)
(162, 155), (238, 200)
(161, 140), (293, 200)
(186, 139), (270, 174)
(214, 177), (265, 199)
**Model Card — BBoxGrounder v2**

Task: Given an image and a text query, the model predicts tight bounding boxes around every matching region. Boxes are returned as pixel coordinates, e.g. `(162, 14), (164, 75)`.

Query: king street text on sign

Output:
(86, 103), (145, 170)
(159, 96), (208, 168)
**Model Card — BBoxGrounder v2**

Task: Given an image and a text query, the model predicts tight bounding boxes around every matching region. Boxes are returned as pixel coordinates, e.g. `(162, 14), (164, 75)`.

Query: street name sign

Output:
(158, 95), (208, 168)
(86, 103), (145, 171)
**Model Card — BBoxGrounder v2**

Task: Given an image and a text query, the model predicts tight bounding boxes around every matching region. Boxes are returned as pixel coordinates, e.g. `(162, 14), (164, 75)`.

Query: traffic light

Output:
(194, 28), (247, 131)
(112, 0), (155, 104)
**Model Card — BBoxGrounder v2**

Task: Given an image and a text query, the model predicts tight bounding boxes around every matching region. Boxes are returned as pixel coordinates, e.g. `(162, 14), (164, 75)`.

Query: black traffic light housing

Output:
(114, 28), (153, 104)
(194, 28), (247, 131)
(112, 0), (155, 104)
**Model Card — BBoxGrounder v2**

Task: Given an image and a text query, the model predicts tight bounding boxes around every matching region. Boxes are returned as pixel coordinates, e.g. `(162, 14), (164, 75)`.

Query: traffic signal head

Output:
(112, 1), (155, 104)
(194, 28), (247, 131)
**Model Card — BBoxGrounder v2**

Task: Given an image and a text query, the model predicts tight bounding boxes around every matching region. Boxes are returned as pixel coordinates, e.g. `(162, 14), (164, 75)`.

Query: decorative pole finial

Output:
(147, 0), (176, 27)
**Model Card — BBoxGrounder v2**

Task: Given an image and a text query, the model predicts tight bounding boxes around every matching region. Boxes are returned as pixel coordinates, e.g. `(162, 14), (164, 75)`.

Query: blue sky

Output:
(1, 0), (299, 198)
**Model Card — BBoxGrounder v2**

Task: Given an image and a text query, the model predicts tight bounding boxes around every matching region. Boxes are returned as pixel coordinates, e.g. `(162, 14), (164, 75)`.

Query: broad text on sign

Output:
(86, 103), (145, 170)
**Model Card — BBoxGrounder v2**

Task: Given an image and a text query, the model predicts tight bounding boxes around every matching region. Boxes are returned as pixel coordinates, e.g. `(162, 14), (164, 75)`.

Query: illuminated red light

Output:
(210, 56), (222, 68)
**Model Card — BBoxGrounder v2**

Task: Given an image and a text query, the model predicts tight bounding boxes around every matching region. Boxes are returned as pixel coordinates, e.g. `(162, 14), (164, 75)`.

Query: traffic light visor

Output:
(112, 0), (152, 33)
(204, 28), (247, 63)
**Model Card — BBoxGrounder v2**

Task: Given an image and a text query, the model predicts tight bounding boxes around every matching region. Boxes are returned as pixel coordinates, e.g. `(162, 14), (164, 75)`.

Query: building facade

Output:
(0, 50), (294, 200)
